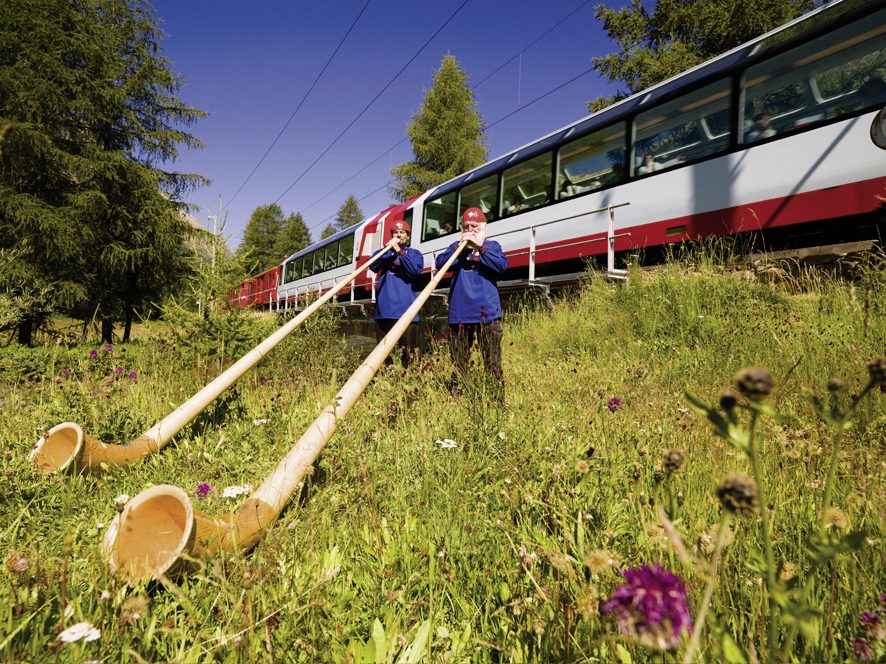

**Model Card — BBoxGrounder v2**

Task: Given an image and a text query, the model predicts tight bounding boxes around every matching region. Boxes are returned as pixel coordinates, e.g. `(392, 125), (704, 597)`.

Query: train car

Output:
(234, 264), (279, 310)
(244, 0), (884, 307)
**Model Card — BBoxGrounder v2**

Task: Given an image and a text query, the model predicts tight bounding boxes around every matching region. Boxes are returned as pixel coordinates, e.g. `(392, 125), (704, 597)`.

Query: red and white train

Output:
(235, 0), (885, 310)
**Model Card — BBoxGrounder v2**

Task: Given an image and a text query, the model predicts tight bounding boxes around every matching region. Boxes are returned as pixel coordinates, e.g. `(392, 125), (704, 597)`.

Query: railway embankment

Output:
(1, 251), (884, 661)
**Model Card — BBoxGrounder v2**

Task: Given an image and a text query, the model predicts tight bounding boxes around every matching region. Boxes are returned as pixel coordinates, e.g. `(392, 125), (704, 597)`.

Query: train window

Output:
(323, 242), (337, 271)
(633, 79), (731, 175)
(459, 173), (499, 223)
(305, 252), (317, 277)
(290, 257), (301, 280)
(502, 152), (552, 217)
(741, 9), (886, 144)
(338, 234), (354, 267)
(557, 124), (626, 200)
(423, 190), (457, 241)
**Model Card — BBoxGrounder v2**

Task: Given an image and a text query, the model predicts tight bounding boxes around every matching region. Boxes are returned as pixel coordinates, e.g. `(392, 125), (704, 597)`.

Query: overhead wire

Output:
(225, 0), (373, 207)
(272, 0), (471, 205)
(298, 0), (596, 229)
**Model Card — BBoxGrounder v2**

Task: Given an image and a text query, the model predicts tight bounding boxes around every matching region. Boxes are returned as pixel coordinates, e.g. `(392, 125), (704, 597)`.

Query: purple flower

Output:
(602, 565), (693, 651)
(607, 397), (623, 412)
(853, 637), (873, 661)
(102, 343), (113, 352)
(127, 371), (138, 381)
(860, 611), (885, 640)
(59, 368), (71, 378)
(114, 366), (123, 375)
(89, 349), (98, 359)
(195, 482), (213, 498)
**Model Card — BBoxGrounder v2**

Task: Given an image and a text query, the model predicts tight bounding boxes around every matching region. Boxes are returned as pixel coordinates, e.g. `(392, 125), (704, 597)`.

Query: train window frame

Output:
(422, 190), (458, 242)
(458, 172), (500, 223)
(501, 151), (553, 218)
(338, 234), (354, 267)
(556, 123), (627, 201)
(740, 9), (886, 146)
(631, 78), (732, 177)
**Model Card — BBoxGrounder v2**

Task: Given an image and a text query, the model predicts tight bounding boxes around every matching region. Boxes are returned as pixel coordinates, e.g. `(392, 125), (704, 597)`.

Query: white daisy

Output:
(58, 622), (101, 644)
(113, 494), (129, 506)
(435, 438), (457, 449)
(222, 484), (252, 499)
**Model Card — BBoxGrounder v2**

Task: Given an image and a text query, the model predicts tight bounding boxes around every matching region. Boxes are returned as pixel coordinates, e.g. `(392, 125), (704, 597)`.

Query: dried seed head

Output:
(734, 367), (774, 401)
(663, 449), (684, 472)
(824, 507), (850, 531)
(867, 357), (886, 384)
(716, 473), (759, 518)
(719, 388), (739, 411)
(827, 378), (845, 392)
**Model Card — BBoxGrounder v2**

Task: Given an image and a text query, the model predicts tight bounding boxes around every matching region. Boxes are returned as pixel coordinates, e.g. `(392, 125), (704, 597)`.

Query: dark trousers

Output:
(376, 319), (418, 367)
(449, 320), (504, 396)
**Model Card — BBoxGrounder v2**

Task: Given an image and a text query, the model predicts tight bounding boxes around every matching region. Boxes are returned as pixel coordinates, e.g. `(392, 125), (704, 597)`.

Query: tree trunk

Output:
(122, 306), (133, 343)
(17, 316), (33, 346)
(101, 318), (114, 345)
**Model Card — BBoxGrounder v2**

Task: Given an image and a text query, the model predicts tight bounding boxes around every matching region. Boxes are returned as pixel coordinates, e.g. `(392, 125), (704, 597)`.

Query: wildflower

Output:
(59, 368), (71, 378)
(575, 459), (590, 474)
(607, 397), (623, 412)
(584, 550), (614, 573)
(222, 484), (252, 499)
(852, 636), (873, 661)
(89, 349), (98, 359)
(195, 482), (213, 498)
(5, 553), (28, 574)
(102, 344), (113, 352)
(663, 449), (684, 472)
(734, 367), (774, 401)
(699, 523), (734, 556)
(435, 438), (457, 449)
(716, 474), (759, 518)
(860, 611), (884, 640)
(779, 561), (796, 581)
(827, 378), (845, 392)
(99, 590), (111, 601)
(127, 371), (138, 381)
(577, 588), (601, 618)
(121, 596), (150, 625)
(602, 565), (693, 651)
(644, 522), (666, 546)
(113, 366), (123, 375)
(58, 622), (101, 644)
(824, 507), (850, 531)
(252, 418), (268, 425)
(719, 388), (739, 411)
(113, 494), (130, 506)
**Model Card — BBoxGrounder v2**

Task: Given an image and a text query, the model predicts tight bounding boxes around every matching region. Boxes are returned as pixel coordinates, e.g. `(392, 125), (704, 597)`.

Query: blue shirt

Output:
(435, 240), (508, 324)
(369, 247), (424, 321)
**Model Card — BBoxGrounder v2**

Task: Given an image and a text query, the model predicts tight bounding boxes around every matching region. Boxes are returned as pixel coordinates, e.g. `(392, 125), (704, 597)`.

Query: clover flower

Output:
(59, 368), (71, 378)
(607, 397), (623, 412)
(89, 349), (98, 359)
(5, 553), (28, 574)
(195, 482), (213, 499)
(58, 622), (101, 644)
(602, 565), (692, 651)
(127, 370), (138, 381)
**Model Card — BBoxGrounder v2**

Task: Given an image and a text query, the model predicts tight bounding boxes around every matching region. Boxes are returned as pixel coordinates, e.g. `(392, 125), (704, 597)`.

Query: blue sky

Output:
(151, 0), (629, 249)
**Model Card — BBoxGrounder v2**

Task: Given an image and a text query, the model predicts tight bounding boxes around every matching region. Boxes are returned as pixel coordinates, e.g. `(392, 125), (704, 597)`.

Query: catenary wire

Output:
(272, 0), (471, 206)
(225, 0), (372, 207)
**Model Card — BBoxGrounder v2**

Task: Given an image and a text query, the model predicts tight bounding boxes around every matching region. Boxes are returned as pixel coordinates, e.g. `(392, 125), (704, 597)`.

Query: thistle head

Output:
(716, 473), (759, 518)
(734, 367), (774, 402)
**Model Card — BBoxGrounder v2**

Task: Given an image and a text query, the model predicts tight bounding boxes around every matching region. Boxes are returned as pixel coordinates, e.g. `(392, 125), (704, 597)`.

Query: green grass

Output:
(1, 251), (884, 662)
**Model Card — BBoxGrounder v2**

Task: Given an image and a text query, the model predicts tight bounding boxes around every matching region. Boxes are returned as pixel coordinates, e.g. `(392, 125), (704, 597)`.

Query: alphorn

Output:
(31, 239), (398, 475)
(103, 241), (469, 581)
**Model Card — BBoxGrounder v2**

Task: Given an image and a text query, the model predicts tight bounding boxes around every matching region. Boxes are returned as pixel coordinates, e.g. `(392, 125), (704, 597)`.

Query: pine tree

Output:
(334, 195), (363, 232)
(0, 0), (205, 344)
(237, 204), (285, 274)
(391, 54), (487, 202)
(320, 223), (338, 240)
(588, 0), (819, 112)
(276, 211), (311, 259)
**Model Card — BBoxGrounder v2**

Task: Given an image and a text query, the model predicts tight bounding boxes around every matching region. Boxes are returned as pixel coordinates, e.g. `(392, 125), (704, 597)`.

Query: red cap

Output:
(462, 207), (486, 223)
(391, 220), (411, 233)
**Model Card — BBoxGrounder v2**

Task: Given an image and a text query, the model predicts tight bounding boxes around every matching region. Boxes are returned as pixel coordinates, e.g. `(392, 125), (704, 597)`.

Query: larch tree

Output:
(237, 204), (285, 274)
(319, 223), (338, 240)
(276, 211), (311, 259)
(333, 195), (363, 233)
(587, 0), (821, 112)
(391, 54), (487, 202)
(0, 0), (205, 344)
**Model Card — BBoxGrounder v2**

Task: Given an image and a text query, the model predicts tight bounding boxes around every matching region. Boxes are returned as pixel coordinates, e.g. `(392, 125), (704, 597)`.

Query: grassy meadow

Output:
(1, 249), (885, 663)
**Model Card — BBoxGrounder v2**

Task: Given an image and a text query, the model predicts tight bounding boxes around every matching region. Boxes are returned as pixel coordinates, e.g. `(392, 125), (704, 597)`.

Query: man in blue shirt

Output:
(369, 220), (424, 367)
(435, 207), (509, 397)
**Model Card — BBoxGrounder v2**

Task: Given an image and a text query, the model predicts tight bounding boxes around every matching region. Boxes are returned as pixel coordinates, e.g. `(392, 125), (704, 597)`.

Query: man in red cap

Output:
(369, 219), (424, 367)
(435, 207), (509, 398)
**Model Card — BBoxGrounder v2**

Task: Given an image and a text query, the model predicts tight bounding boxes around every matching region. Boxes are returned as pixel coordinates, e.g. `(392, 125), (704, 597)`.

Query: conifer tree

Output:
(276, 211), (311, 258)
(588, 0), (818, 112)
(333, 195), (363, 233)
(237, 204), (285, 274)
(391, 55), (487, 202)
(320, 223), (338, 240)
(0, 0), (205, 344)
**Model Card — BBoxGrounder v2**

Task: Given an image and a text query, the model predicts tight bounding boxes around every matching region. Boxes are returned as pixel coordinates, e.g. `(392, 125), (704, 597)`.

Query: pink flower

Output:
(114, 366), (123, 375)
(607, 397), (623, 412)
(89, 349), (98, 359)
(59, 368), (72, 377)
(195, 482), (213, 498)
(102, 343), (113, 352)
(127, 371), (138, 381)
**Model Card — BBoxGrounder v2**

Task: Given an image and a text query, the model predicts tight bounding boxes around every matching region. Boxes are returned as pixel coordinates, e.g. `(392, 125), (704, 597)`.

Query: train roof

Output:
(427, 0), (878, 200)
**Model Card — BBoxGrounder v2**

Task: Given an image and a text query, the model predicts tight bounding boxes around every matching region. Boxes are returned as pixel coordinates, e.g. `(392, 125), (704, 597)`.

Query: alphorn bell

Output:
(103, 241), (469, 581)
(31, 239), (398, 475)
